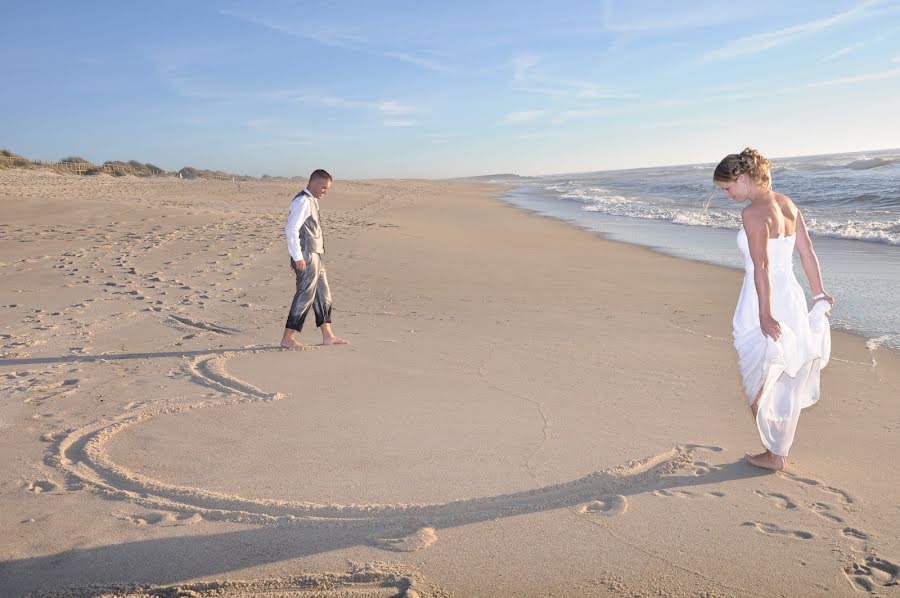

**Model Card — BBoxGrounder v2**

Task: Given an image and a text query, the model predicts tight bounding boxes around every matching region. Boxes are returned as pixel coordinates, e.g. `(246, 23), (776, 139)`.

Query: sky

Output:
(2, 1), (899, 179)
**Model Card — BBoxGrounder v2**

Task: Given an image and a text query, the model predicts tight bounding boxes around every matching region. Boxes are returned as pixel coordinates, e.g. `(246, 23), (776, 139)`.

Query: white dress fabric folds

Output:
(733, 229), (831, 456)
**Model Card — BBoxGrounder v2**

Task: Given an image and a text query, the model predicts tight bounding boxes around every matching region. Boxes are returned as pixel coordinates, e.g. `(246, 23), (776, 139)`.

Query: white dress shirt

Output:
(285, 188), (319, 261)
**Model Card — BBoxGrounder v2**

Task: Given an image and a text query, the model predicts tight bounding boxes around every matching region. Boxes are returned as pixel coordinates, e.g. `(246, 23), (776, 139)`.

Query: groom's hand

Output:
(293, 258), (307, 272)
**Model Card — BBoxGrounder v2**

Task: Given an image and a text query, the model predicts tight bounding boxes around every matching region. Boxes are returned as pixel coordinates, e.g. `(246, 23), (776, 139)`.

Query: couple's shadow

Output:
(0, 345), (281, 367)
(2, 455), (767, 596)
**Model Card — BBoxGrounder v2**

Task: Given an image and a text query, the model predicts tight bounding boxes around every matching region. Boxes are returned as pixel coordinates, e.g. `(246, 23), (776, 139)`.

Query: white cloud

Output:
(383, 51), (448, 72)
(427, 133), (461, 144)
(163, 69), (426, 124)
(514, 133), (548, 141)
(571, 81), (639, 100)
(512, 54), (541, 82)
(379, 100), (418, 115)
(601, 1), (740, 33)
(691, 65), (900, 104)
(552, 109), (614, 125)
(245, 118), (271, 130)
(801, 66), (900, 88)
(296, 92), (368, 109)
(702, 1), (880, 62)
(501, 110), (545, 124)
(511, 56), (635, 102)
(384, 120), (419, 127)
(223, 9), (451, 73)
(221, 9), (365, 48)
(640, 118), (728, 129)
(700, 82), (757, 94)
(243, 119), (315, 143)
(823, 45), (860, 61)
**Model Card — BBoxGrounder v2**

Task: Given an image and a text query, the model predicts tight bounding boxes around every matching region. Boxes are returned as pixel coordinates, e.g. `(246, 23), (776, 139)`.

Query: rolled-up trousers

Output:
(285, 252), (332, 332)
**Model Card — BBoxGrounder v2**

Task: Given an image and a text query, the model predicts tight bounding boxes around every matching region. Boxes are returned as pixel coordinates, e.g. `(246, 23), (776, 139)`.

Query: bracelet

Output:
(812, 292), (830, 301)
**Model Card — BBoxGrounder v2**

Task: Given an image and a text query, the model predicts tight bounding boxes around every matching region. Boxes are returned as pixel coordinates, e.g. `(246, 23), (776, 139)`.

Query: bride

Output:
(713, 148), (833, 471)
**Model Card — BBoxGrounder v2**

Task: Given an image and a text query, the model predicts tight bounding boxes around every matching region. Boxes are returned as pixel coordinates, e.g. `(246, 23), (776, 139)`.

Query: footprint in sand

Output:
(821, 486), (857, 508)
(841, 527), (871, 553)
(844, 556), (900, 592)
(809, 501), (844, 523)
(25, 480), (58, 493)
(579, 495), (628, 517)
(779, 471), (856, 509)
(688, 460), (722, 476)
(115, 511), (203, 527)
(741, 521), (813, 540)
(371, 526), (438, 552)
(754, 490), (798, 509)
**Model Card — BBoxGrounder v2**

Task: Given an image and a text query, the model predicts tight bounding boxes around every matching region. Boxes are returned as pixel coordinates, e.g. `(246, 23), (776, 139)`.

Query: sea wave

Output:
(845, 157), (896, 170)
(804, 192), (900, 210)
(556, 187), (741, 230)
(864, 334), (900, 352)
(804, 217), (900, 245)
(548, 185), (900, 246)
(768, 152), (900, 173)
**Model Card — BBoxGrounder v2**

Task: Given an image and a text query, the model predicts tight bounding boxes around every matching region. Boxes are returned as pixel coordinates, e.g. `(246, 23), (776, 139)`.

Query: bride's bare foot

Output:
(744, 450), (786, 471)
(321, 335), (350, 346)
(280, 338), (307, 350)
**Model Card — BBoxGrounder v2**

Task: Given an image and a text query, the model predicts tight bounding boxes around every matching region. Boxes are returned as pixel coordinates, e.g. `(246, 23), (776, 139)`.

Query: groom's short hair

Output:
(309, 169), (332, 182)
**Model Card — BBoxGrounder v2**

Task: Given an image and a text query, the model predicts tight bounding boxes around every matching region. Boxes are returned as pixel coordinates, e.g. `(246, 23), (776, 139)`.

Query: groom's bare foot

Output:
(321, 336), (350, 346)
(280, 338), (308, 350)
(744, 450), (786, 471)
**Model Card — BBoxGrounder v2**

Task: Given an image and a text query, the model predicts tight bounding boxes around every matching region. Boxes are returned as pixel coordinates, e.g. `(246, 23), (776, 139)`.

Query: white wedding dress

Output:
(733, 228), (831, 456)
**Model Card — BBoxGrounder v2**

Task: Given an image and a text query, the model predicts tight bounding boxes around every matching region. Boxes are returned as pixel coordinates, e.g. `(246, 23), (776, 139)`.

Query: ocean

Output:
(497, 148), (900, 352)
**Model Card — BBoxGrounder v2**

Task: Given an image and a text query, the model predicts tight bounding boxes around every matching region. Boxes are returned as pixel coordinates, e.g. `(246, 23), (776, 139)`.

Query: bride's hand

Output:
(813, 292), (834, 317)
(760, 314), (782, 340)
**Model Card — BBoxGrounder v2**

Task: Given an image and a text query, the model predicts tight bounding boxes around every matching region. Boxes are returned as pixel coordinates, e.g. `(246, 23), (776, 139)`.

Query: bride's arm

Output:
(795, 210), (832, 307)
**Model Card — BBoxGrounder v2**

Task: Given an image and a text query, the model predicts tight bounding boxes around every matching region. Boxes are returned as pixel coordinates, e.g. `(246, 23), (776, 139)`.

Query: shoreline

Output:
(1, 171), (897, 597)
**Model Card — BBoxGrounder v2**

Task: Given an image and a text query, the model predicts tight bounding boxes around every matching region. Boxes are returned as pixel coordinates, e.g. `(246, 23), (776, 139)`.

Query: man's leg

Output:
(313, 260), (349, 345)
(281, 256), (320, 349)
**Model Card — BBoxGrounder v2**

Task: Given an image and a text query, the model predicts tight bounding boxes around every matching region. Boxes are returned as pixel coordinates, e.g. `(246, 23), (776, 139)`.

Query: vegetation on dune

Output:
(144, 162), (165, 175)
(0, 149), (31, 168)
(178, 166), (200, 179)
(1, 148), (270, 180)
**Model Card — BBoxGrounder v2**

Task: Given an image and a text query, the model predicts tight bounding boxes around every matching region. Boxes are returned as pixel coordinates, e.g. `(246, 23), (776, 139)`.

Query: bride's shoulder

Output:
(740, 204), (768, 230)
(773, 191), (797, 209)
(773, 193), (800, 219)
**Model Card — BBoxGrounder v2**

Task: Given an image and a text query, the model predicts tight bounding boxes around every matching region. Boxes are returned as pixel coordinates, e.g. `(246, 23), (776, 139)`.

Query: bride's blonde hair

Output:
(714, 147), (772, 190)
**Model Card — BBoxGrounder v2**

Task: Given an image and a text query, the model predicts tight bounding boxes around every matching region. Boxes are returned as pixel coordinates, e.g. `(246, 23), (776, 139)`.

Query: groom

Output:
(280, 169), (350, 349)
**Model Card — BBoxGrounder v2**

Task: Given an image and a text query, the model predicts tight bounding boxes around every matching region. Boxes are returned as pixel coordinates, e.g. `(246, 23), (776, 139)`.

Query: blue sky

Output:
(2, 1), (899, 178)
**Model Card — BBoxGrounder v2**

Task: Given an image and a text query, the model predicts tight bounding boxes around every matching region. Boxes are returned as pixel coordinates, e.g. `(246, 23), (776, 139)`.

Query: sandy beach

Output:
(1, 169), (898, 597)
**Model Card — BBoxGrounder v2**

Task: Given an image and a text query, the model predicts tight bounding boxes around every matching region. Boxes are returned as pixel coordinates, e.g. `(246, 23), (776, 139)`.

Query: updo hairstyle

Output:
(713, 147), (772, 190)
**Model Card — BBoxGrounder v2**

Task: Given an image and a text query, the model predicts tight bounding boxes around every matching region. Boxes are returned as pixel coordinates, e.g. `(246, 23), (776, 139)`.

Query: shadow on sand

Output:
(2, 458), (768, 595)
(0, 345), (282, 368)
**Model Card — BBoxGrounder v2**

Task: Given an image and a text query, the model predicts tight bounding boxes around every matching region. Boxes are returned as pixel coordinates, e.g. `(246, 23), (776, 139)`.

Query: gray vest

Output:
(296, 192), (324, 254)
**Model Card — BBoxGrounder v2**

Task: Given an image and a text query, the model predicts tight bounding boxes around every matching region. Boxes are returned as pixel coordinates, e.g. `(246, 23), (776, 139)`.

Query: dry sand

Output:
(0, 169), (898, 597)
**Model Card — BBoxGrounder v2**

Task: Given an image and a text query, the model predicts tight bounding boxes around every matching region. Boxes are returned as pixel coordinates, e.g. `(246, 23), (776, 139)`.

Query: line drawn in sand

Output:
(36, 350), (899, 595)
(45, 353), (739, 537)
